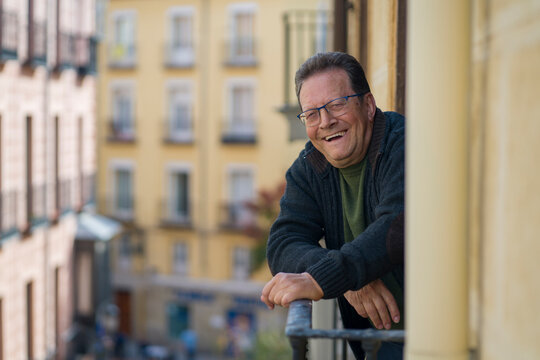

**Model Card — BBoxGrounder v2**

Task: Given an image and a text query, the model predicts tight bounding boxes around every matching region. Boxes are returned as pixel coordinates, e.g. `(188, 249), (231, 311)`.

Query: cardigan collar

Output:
(305, 108), (387, 176)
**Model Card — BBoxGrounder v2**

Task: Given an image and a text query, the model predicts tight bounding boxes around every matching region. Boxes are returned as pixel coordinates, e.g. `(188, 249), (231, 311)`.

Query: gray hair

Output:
(295, 52), (371, 104)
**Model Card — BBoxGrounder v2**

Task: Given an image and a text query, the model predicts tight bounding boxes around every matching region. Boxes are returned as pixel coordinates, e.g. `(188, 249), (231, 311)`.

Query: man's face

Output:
(299, 68), (375, 168)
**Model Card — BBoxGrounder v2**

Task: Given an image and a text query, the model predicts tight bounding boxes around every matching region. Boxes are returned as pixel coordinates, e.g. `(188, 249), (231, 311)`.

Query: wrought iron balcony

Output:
(56, 32), (76, 69)
(108, 43), (136, 68)
(159, 199), (192, 229)
(0, 10), (18, 61)
(75, 35), (97, 75)
(102, 195), (135, 223)
(107, 118), (136, 143)
(30, 183), (47, 226)
(286, 300), (405, 360)
(279, 10), (333, 141)
(26, 20), (46, 66)
(219, 201), (255, 230)
(0, 190), (18, 238)
(81, 173), (96, 206)
(162, 119), (194, 144)
(163, 42), (195, 68)
(221, 118), (257, 144)
(59, 178), (73, 214)
(224, 37), (257, 67)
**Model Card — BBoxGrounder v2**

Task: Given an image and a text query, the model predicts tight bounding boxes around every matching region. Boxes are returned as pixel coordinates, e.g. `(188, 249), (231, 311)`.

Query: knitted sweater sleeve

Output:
(266, 154), (330, 276)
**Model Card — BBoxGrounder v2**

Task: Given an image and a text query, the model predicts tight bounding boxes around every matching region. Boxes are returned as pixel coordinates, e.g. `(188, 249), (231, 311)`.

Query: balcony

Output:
(219, 201), (255, 231)
(221, 119), (256, 144)
(163, 42), (195, 68)
(286, 300), (405, 360)
(162, 119), (194, 144)
(224, 37), (257, 67)
(159, 199), (192, 229)
(26, 20), (47, 66)
(81, 173), (96, 207)
(0, 10), (18, 61)
(56, 32), (76, 69)
(75, 35), (97, 75)
(59, 178), (73, 214)
(0, 190), (18, 238)
(108, 43), (136, 69)
(30, 184), (47, 227)
(103, 195), (135, 223)
(107, 118), (136, 143)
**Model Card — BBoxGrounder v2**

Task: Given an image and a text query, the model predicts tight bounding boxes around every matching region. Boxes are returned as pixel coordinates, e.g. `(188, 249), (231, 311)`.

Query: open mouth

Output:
(325, 131), (346, 142)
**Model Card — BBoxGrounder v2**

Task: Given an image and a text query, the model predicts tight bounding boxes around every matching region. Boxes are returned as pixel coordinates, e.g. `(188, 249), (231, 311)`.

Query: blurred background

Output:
(1, 0), (539, 359)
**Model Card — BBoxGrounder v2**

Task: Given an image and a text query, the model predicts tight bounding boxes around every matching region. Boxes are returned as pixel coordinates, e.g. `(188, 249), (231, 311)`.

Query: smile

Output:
(325, 131), (346, 141)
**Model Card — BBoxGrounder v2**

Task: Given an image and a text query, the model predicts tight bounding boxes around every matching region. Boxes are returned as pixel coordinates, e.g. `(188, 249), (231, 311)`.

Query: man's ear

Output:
(364, 93), (377, 121)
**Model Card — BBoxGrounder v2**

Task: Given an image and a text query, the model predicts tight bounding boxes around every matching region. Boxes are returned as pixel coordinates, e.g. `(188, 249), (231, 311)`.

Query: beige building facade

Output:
(0, 0), (99, 359)
(98, 0), (330, 355)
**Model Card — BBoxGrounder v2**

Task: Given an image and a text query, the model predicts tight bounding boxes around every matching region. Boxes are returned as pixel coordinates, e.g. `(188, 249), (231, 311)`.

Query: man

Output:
(261, 52), (405, 359)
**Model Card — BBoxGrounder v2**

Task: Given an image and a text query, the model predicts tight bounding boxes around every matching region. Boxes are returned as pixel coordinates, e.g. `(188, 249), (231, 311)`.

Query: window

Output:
(109, 10), (136, 67)
(166, 81), (193, 142)
(232, 247), (251, 280)
(166, 7), (194, 67)
(223, 79), (256, 143)
(110, 81), (135, 141)
(164, 164), (191, 226)
(172, 242), (189, 276)
(227, 3), (257, 65)
(109, 160), (134, 220)
(226, 166), (254, 228)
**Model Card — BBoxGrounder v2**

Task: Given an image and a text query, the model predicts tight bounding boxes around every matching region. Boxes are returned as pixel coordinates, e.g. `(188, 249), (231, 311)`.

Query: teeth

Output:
(325, 131), (345, 141)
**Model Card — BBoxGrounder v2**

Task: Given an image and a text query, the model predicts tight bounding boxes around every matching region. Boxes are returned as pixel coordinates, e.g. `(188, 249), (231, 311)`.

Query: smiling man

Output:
(261, 52), (405, 359)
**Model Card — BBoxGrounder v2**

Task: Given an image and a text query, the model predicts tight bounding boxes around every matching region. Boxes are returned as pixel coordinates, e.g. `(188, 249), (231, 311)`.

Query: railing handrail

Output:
(286, 300), (405, 360)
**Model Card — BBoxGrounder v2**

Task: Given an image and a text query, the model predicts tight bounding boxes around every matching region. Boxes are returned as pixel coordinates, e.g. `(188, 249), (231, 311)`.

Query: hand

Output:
(260, 272), (324, 309)
(343, 279), (400, 330)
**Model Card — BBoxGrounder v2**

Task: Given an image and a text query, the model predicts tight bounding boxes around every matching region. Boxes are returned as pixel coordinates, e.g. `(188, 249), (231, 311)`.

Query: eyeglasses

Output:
(297, 92), (367, 127)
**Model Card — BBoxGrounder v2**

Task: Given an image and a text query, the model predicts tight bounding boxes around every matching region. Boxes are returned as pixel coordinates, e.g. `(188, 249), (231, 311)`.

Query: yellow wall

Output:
(470, 1), (540, 358)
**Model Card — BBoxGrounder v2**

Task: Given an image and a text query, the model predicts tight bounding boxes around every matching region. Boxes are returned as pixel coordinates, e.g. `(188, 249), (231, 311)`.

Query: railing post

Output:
(286, 300), (312, 360)
(362, 339), (381, 360)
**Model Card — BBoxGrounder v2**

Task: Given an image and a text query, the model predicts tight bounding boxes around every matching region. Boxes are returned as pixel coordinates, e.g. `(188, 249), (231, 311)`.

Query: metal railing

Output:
(108, 43), (136, 68)
(162, 118), (194, 144)
(75, 35), (97, 74)
(219, 201), (255, 230)
(286, 300), (405, 360)
(159, 198), (192, 228)
(107, 118), (136, 142)
(163, 42), (195, 68)
(57, 32), (76, 68)
(28, 20), (46, 65)
(1, 10), (18, 60)
(224, 37), (257, 66)
(0, 190), (18, 236)
(221, 118), (257, 144)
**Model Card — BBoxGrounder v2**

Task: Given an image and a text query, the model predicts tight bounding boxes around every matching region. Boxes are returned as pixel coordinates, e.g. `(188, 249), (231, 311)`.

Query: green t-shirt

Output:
(339, 159), (404, 330)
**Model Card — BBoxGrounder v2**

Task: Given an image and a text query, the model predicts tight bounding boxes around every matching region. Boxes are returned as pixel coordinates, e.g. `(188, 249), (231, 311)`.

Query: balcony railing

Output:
(221, 119), (256, 144)
(1, 10), (18, 60)
(81, 173), (96, 206)
(219, 201), (255, 230)
(59, 179), (73, 213)
(162, 119), (194, 144)
(75, 35), (97, 75)
(31, 184), (47, 226)
(279, 10), (333, 141)
(107, 118), (136, 143)
(57, 32), (76, 69)
(286, 300), (405, 360)
(159, 199), (192, 228)
(103, 195), (134, 222)
(164, 42), (195, 68)
(224, 37), (257, 66)
(1, 190), (18, 237)
(108, 43), (136, 68)
(27, 20), (46, 66)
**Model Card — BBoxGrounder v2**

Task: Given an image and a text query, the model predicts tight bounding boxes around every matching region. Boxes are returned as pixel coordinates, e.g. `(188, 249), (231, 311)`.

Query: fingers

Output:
(260, 272), (324, 309)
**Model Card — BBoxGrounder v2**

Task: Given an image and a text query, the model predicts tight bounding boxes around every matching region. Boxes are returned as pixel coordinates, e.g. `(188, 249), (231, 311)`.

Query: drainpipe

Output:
(405, 1), (469, 359)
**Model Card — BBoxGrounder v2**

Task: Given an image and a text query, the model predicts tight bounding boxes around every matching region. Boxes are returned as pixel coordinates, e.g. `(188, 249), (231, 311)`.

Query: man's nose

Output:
(319, 108), (336, 128)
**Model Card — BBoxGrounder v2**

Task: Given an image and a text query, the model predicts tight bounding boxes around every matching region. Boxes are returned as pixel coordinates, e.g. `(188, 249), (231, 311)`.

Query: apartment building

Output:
(0, 0), (112, 358)
(99, 0), (331, 355)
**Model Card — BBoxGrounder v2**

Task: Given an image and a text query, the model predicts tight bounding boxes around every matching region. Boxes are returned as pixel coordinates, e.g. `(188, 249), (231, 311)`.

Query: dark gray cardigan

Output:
(267, 109), (405, 299)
